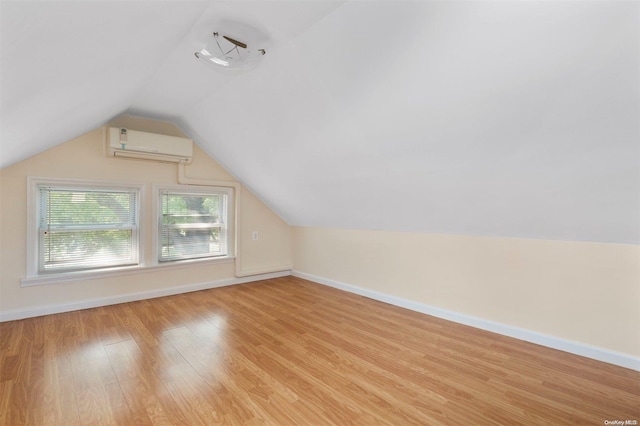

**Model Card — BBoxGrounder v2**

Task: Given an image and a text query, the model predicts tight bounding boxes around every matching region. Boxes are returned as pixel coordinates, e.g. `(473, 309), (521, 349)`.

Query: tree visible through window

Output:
(37, 185), (139, 273)
(159, 189), (228, 262)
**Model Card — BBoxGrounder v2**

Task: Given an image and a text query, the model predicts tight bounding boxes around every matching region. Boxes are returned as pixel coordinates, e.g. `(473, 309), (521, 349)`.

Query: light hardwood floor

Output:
(1, 276), (638, 425)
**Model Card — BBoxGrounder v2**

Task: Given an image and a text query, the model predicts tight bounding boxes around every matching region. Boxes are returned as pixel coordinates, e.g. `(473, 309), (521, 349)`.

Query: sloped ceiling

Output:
(1, 1), (638, 244)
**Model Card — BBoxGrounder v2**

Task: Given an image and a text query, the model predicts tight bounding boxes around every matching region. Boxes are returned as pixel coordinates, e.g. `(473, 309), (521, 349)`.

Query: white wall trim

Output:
(20, 257), (236, 287)
(2, 270), (291, 322)
(292, 270), (640, 372)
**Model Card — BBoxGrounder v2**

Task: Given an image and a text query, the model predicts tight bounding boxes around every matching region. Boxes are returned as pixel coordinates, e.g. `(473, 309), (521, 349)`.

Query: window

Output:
(35, 183), (140, 274)
(158, 187), (231, 262)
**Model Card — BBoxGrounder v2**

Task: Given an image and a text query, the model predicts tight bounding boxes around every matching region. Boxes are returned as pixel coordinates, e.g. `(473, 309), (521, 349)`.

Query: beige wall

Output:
(0, 117), (291, 314)
(292, 226), (640, 357)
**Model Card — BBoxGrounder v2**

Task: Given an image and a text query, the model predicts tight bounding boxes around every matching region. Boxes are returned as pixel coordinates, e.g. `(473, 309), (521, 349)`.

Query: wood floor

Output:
(1, 276), (638, 425)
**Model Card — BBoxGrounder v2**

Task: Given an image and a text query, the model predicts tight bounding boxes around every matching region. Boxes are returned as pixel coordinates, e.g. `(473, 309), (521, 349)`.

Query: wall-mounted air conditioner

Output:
(106, 127), (193, 164)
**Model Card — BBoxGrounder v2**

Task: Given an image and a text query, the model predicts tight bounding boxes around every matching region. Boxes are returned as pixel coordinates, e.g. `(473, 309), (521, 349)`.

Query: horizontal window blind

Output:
(38, 186), (138, 273)
(159, 190), (227, 262)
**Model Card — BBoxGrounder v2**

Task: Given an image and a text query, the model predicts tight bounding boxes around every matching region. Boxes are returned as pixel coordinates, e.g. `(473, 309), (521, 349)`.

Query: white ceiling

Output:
(1, 1), (638, 244)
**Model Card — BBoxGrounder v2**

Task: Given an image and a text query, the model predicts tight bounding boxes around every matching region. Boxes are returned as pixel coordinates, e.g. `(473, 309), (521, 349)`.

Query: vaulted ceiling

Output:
(1, 1), (638, 244)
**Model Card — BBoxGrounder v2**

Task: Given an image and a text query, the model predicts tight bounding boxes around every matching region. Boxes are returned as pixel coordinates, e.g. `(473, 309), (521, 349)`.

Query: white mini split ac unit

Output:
(106, 127), (193, 164)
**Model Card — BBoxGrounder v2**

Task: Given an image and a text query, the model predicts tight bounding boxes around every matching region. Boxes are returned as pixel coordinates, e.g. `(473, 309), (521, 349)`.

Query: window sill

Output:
(21, 256), (235, 287)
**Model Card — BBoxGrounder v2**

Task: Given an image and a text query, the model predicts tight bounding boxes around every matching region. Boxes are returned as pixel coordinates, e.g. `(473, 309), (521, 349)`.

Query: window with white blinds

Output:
(158, 188), (229, 262)
(37, 184), (139, 274)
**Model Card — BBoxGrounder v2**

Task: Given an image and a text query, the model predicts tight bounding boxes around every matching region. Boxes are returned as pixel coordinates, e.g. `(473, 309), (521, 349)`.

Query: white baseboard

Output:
(0, 270), (291, 322)
(292, 270), (640, 372)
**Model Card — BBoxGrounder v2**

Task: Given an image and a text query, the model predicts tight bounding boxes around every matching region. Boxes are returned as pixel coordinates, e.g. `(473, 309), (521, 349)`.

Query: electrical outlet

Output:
(252, 231), (259, 241)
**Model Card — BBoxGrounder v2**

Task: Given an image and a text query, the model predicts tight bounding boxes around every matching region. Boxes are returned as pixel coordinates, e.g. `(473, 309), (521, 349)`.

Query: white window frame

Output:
(153, 184), (235, 264)
(25, 177), (145, 280)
